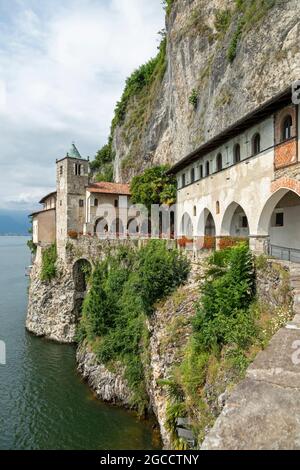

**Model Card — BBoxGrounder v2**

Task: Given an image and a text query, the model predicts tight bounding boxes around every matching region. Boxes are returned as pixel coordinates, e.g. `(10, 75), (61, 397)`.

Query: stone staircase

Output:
(201, 262), (300, 450)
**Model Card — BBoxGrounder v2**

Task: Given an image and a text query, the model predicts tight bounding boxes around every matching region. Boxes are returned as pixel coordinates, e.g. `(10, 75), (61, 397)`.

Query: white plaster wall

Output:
(269, 205), (300, 250)
(177, 148), (275, 237)
(177, 117), (274, 188)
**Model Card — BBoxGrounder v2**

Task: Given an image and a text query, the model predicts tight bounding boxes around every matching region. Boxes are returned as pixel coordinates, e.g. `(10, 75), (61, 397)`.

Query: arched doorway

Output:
(180, 212), (193, 238)
(73, 259), (92, 319)
(221, 202), (250, 238)
(127, 218), (140, 237)
(205, 213), (216, 236)
(196, 208), (216, 236)
(258, 189), (300, 262)
(196, 209), (216, 250)
(95, 217), (109, 238)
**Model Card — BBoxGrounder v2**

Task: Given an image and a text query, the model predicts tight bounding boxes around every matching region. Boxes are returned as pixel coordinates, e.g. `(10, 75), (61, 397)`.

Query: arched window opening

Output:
(191, 168), (195, 184)
(252, 133), (261, 155)
(282, 115), (293, 141)
(234, 144), (241, 164)
(206, 161), (210, 177)
(182, 173), (186, 188)
(199, 165), (203, 179)
(216, 153), (223, 172)
(193, 206), (197, 217)
(181, 213), (193, 238)
(216, 201), (220, 215)
(95, 218), (109, 238)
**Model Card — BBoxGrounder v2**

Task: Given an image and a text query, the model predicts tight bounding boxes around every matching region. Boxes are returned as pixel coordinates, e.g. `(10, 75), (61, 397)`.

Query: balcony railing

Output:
(268, 244), (300, 263)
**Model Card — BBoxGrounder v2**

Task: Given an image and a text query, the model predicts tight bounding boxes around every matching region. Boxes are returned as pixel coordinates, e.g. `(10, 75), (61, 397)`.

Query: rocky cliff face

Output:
(114, 0), (300, 182)
(26, 262), (79, 343)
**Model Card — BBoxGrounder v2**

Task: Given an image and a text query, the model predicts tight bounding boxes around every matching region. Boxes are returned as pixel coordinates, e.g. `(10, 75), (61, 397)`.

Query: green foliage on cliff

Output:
(162, 0), (174, 16)
(227, 0), (276, 62)
(91, 36), (167, 180)
(40, 243), (57, 282)
(188, 89), (198, 109)
(193, 244), (256, 352)
(163, 244), (260, 445)
(130, 165), (177, 210)
(214, 9), (232, 35)
(78, 241), (190, 414)
(111, 38), (167, 133)
(90, 140), (114, 182)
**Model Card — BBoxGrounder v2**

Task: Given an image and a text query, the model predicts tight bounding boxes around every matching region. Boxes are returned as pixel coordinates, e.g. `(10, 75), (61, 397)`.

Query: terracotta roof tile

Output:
(87, 182), (131, 196)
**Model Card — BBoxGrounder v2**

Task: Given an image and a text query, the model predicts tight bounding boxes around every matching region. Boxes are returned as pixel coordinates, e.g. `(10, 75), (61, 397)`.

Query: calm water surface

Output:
(0, 236), (159, 450)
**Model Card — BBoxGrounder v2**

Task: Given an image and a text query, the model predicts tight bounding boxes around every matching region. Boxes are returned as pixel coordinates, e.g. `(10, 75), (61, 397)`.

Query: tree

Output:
(130, 165), (177, 210)
(90, 142), (114, 182)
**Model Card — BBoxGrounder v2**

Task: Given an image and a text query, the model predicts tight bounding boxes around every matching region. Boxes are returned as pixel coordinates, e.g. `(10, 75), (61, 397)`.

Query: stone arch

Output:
(72, 259), (92, 318)
(73, 259), (92, 293)
(257, 187), (300, 235)
(197, 208), (216, 236)
(95, 217), (109, 237)
(257, 188), (300, 257)
(127, 218), (140, 236)
(180, 212), (193, 237)
(221, 202), (250, 237)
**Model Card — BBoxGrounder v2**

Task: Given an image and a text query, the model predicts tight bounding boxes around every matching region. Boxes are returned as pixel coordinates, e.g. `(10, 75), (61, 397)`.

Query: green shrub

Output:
(162, 0), (174, 16)
(189, 89), (198, 109)
(40, 244), (57, 282)
(214, 9), (232, 34)
(130, 165), (177, 209)
(78, 241), (190, 413)
(227, 0), (276, 63)
(193, 243), (256, 351)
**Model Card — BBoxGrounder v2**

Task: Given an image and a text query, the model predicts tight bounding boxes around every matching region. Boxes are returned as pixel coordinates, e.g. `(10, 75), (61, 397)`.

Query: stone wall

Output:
(26, 261), (79, 343)
(256, 259), (293, 308)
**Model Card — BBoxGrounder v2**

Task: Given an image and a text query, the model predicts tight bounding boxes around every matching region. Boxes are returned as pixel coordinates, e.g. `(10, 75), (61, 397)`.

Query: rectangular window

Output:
(275, 212), (284, 227)
(60, 166), (63, 176)
(114, 199), (119, 208)
(79, 199), (84, 208)
(94, 198), (98, 207)
(199, 165), (203, 179)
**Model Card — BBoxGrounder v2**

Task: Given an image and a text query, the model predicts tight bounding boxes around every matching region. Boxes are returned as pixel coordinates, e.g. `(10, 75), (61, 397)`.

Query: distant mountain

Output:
(0, 210), (30, 235)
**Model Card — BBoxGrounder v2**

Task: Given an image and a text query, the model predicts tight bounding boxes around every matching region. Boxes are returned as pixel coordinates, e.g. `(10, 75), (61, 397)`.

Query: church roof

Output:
(87, 182), (131, 196)
(66, 143), (82, 159)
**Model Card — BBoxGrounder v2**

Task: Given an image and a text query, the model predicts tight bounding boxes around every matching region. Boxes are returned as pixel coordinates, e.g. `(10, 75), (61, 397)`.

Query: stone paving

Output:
(202, 262), (300, 450)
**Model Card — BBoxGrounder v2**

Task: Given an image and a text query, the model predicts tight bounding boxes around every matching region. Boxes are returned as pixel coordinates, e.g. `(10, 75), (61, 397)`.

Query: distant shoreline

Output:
(0, 234), (29, 237)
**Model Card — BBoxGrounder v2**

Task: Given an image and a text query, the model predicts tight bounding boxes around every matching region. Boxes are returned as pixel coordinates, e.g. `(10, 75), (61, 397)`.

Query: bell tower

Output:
(56, 143), (90, 254)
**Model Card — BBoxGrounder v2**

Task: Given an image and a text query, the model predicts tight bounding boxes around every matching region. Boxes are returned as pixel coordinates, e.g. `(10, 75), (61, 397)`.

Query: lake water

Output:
(0, 236), (159, 450)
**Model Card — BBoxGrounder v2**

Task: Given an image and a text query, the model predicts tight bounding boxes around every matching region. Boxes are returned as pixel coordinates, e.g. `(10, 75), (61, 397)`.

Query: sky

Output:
(0, 0), (165, 211)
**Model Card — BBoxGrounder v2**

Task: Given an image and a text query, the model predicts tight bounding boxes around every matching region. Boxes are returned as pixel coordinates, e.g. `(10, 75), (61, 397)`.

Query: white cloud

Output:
(0, 0), (164, 209)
